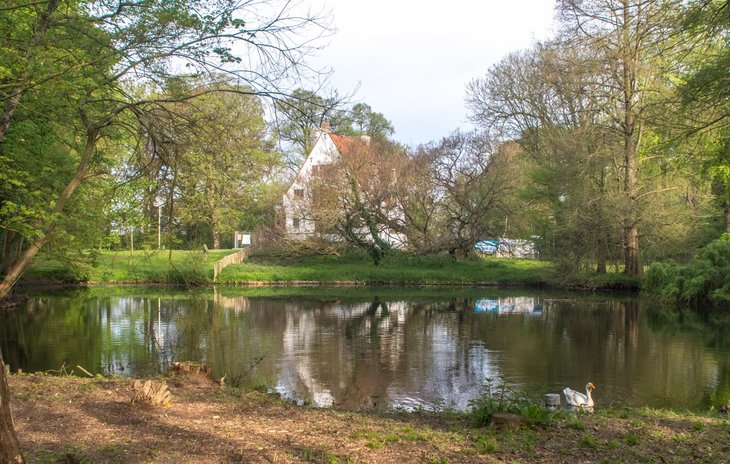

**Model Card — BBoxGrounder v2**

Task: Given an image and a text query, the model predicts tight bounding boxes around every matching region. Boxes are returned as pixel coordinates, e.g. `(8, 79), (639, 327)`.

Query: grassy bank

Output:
(23, 249), (232, 284)
(219, 251), (554, 286)
(8, 373), (729, 463)
(20, 248), (641, 291)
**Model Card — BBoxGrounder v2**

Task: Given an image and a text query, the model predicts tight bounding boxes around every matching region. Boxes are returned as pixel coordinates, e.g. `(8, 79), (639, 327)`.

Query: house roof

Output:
(330, 133), (353, 155)
(288, 131), (371, 190)
(330, 133), (370, 157)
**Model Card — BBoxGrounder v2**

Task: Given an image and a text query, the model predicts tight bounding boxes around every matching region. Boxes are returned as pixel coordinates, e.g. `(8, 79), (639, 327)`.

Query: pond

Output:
(1, 287), (728, 411)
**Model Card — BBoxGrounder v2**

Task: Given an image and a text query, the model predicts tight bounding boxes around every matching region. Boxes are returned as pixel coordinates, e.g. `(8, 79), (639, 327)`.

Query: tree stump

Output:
(172, 361), (212, 377)
(130, 380), (171, 407)
(492, 412), (525, 430)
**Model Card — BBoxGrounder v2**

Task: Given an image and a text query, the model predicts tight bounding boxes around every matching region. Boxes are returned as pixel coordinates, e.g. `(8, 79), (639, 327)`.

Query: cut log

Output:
(131, 380), (171, 407)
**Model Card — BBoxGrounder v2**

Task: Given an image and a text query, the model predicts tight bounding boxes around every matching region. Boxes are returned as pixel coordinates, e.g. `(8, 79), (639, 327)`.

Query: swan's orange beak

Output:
(588, 383), (596, 390)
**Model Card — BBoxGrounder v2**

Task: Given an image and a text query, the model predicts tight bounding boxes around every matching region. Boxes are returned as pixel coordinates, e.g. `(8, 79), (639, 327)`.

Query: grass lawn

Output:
(21, 248), (640, 290)
(218, 251), (554, 286)
(24, 249), (234, 283)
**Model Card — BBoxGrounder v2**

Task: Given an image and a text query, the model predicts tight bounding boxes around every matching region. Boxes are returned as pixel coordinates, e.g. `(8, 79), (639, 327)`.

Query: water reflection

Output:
(1, 288), (728, 411)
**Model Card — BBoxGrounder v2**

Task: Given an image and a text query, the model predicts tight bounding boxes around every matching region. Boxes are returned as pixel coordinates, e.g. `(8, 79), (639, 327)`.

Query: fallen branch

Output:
(76, 365), (94, 378)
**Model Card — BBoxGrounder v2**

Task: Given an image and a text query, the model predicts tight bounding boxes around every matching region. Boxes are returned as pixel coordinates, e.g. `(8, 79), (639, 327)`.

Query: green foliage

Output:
(580, 434), (599, 449)
(337, 103), (395, 139)
(24, 249), (233, 284)
(623, 433), (640, 446)
(157, 81), (280, 249)
(472, 433), (500, 454)
(644, 234), (730, 306)
(0, 0), (326, 299)
(468, 377), (558, 427)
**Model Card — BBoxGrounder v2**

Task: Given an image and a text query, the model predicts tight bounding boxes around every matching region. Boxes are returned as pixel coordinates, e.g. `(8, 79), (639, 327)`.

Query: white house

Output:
(282, 127), (406, 247)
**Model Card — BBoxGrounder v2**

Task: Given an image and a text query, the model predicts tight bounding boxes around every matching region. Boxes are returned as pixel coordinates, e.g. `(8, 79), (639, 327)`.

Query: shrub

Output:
(167, 252), (209, 285)
(644, 234), (730, 307)
(468, 377), (558, 427)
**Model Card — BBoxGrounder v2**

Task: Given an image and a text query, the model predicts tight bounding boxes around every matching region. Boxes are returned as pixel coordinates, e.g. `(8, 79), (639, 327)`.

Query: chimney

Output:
(312, 120), (332, 147)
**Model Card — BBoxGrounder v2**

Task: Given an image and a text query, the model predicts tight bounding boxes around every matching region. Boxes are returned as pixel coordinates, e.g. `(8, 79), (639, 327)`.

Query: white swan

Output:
(563, 382), (595, 408)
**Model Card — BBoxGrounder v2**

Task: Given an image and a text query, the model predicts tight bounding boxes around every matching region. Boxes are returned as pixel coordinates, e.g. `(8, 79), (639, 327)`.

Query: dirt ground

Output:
(7, 372), (730, 463)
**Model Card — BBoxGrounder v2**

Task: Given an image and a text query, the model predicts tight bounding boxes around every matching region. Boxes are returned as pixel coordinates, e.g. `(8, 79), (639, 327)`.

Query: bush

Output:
(166, 252), (209, 285)
(644, 234), (730, 307)
(468, 377), (557, 427)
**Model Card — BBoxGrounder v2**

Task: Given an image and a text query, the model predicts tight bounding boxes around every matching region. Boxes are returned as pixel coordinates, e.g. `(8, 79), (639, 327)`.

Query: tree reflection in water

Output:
(1, 289), (728, 411)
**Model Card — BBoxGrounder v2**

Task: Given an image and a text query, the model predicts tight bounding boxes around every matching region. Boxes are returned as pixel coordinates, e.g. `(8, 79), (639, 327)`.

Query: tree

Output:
(467, 40), (625, 272)
(274, 88), (347, 171)
(337, 103), (395, 139)
(0, 0), (328, 300)
(468, 1), (693, 276)
(554, 0), (686, 276)
(274, 90), (395, 173)
(677, 0), (730, 231)
(308, 136), (406, 264)
(148, 82), (279, 249)
(0, 351), (23, 463)
(415, 132), (521, 259)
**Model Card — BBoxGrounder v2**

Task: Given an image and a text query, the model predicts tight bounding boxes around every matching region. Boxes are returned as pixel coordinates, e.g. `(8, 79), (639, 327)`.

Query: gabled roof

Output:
(288, 131), (371, 190)
(330, 133), (370, 157)
(330, 133), (354, 155)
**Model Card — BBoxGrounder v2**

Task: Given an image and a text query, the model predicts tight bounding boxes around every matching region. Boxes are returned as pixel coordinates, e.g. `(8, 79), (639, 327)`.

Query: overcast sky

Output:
(305, 1), (557, 147)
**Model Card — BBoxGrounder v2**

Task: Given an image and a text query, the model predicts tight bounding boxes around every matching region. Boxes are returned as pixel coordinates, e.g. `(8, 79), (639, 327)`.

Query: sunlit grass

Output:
(24, 246), (640, 290)
(26, 249), (234, 283)
(219, 251), (555, 286)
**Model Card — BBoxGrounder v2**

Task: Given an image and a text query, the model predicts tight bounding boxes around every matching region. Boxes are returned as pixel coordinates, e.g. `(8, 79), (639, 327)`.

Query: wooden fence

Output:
(212, 247), (250, 283)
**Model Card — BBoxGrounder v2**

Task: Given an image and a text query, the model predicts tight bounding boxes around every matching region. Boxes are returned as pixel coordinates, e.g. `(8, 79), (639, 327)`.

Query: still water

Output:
(1, 287), (728, 411)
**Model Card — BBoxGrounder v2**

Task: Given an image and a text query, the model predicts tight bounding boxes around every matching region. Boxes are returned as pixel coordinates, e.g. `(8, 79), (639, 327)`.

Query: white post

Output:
(157, 205), (161, 250)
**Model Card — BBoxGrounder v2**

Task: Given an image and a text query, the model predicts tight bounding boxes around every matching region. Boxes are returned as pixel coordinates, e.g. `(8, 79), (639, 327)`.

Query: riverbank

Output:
(7, 372), (728, 463)
(19, 249), (641, 292)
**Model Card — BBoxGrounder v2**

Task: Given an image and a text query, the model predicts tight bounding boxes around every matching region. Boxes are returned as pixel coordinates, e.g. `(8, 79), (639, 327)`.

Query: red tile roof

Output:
(330, 133), (355, 155)
(330, 134), (372, 158)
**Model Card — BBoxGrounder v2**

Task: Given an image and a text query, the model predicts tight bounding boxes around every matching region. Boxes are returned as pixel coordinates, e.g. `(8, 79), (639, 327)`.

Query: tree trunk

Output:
(212, 231), (221, 249)
(0, 351), (24, 464)
(622, 130), (642, 276)
(620, 1), (642, 278)
(0, 239), (47, 302)
(725, 198), (730, 233)
(596, 245), (607, 275)
(623, 224), (642, 276)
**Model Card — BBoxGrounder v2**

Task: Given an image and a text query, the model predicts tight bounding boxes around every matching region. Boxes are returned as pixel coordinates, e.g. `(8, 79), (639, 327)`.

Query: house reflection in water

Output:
(474, 297), (542, 315)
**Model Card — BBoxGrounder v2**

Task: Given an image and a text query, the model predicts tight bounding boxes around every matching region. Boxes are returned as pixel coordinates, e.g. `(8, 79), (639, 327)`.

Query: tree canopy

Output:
(0, 0), (328, 298)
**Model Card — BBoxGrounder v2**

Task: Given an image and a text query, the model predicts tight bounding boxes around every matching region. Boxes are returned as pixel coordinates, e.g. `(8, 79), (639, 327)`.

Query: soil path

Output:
(8, 374), (730, 463)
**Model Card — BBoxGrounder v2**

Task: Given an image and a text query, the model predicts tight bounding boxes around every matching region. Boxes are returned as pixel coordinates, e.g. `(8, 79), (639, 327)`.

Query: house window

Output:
(292, 217), (300, 229)
(294, 189), (304, 198)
